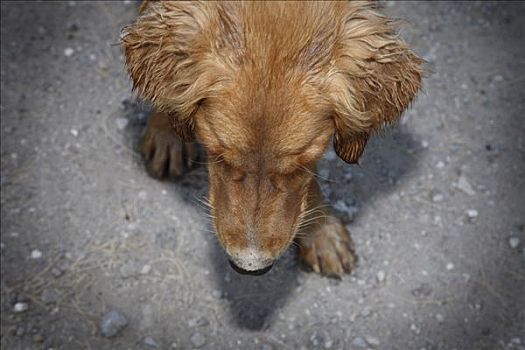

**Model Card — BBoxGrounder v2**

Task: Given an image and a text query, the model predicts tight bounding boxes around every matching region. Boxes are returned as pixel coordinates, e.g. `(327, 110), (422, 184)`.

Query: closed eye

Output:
(231, 168), (246, 182)
(219, 160), (246, 182)
(270, 168), (307, 192)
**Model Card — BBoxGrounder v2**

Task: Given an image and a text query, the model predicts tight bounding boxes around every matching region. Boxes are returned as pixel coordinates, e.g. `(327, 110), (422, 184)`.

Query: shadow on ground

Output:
(116, 99), (424, 331)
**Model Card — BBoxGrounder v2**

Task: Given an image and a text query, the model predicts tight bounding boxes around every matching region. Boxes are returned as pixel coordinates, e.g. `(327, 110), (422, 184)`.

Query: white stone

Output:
(351, 337), (367, 348)
(14, 302), (28, 313)
(140, 264), (152, 274)
(432, 193), (444, 202)
(115, 117), (129, 130)
(509, 237), (520, 249)
(366, 336), (381, 347)
(64, 47), (75, 57)
(376, 270), (386, 283)
(466, 209), (478, 219)
(457, 175), (476, 195)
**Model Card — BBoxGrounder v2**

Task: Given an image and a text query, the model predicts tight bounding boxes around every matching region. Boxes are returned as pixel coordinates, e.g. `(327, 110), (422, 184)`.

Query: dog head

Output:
(122, 1), (423, 274)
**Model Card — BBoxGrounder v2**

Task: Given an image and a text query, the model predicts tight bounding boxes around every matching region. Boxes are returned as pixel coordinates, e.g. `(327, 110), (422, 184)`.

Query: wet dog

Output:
(121, 1), (423, 277)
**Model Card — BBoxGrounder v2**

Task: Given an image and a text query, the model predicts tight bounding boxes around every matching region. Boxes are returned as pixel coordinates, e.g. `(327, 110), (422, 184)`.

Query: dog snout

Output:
(227, 248), (274, 275)
(228, 259), (274, 276)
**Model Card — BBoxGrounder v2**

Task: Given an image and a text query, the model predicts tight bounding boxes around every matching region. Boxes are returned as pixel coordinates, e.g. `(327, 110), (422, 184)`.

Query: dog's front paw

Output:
(142, 125), (198, 180)
(297, 216), (355, 278)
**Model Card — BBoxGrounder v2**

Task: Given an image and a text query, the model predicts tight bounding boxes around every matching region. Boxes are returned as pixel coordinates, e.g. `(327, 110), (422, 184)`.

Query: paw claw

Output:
(141, 124), (197, 180)
(297, 217), (355, 278)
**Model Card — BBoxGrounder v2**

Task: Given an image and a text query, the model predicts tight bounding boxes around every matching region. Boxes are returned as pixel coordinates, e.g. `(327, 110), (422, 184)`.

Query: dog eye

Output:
(231, 169), (246, 182)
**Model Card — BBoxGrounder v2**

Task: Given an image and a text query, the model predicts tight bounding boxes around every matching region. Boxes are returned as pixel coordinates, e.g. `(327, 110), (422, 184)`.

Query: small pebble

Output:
(421, 140), (429, 148)
(14, 302), (29, 313)
(33, 334), (45, 343)
(16, 326), (25, 337)
(40, 288), (60, 304)
(261, 344), (274, 350)
(446, 262), (455, 270)
(435, 313), (445, 323)
(334, 200), (349, 213)
(466, 209), (478, 220)
(190, 332), (206, 348)
(457, 175), (476, 195)
(318, 168), (330, 179)
(333, 200), (359, 222)
(100, 310), (128, 338)
(144, 336), (159, 348)
(366, 336), (381, 347)
(351, 337), (367, 348)
(188, 317), (209, 328)
(224, 271), (231, 283)
(376, 270), (386, 283)
(508, 237), (520, 249)
(310, 330), (332, 348)
(64, 47), (75, 57)
(493, 74), (504, 82)
(410, 324), (420, 334)
(324, 149), (337, 161)
(119, 262), (139, 278)
(435, 161), (445, 169)
(431, 192), (444, 202)
(51, 267), (64, 278)
(411, 283), (433, 297)
(31, 249), (42, 259)
(361, 307), (371, 317)
(70, 129), (79, 137)
(115, 117), (129, 130)
(140, 264), (152, 275)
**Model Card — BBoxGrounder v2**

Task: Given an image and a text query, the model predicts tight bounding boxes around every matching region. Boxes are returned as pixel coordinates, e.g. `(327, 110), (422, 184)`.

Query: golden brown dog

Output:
(121, 1), (423, 277)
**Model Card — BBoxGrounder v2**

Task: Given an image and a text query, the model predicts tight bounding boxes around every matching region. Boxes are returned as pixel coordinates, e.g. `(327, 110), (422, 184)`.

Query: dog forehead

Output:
(207, 110), (317, 152)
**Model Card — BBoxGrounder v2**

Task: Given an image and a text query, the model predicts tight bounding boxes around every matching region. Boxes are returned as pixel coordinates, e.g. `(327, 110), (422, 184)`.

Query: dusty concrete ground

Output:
(1, 1), (524, 349)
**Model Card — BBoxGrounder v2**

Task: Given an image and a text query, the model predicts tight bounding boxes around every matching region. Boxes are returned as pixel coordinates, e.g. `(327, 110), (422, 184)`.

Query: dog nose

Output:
(228, 259), (273, 276)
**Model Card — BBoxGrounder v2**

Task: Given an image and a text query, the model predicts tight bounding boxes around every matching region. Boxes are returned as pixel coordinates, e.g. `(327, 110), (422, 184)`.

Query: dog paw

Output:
(297, 216), (355, 278)
(141, 126), (198, 179)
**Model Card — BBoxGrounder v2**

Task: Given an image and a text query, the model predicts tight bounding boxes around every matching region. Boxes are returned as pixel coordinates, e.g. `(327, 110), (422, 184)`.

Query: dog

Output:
(121, 1), (423, 278)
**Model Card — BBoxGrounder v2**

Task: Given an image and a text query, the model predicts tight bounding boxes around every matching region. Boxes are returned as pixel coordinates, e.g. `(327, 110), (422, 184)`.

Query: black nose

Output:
(228, 260), (273, 276)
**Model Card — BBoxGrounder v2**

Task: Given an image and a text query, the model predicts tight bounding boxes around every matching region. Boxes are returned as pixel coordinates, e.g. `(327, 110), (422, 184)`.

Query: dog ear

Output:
(121, 2), (216, 141)
(329, 3), (424, 164)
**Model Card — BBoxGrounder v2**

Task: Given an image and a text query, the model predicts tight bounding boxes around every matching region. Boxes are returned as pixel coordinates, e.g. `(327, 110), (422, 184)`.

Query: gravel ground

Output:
(1, 1), (524, 349)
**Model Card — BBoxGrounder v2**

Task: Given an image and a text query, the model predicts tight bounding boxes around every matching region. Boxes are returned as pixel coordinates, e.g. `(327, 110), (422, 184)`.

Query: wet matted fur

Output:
(121, 1), (424, 277)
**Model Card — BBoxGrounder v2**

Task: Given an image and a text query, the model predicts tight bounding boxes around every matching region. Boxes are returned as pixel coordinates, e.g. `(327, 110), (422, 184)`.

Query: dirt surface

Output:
(1, 1), (524, 349)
